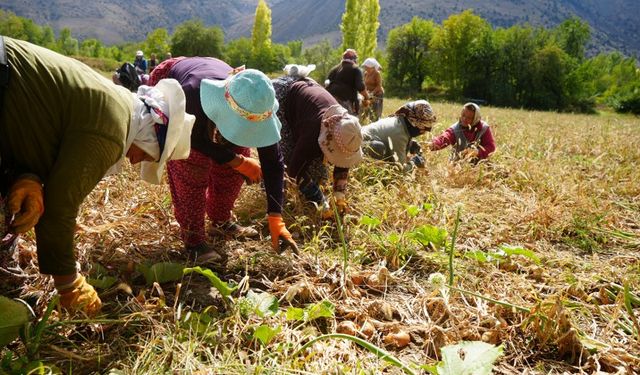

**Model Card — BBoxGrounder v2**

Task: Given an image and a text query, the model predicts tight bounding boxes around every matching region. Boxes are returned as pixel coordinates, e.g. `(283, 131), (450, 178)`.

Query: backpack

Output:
(115, 62), (141, 92)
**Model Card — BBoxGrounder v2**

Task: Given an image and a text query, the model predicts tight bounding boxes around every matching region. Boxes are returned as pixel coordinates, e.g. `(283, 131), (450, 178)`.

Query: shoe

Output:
(210, 221), (259, 240)
(185, 242), (224, 263)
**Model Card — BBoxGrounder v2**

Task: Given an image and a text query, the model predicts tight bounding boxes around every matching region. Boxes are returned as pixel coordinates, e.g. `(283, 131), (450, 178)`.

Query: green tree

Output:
(431, 10), (492, 99)
(80, 38), (104, 58)
(385, 17), (437, 96)
(225, 37), (253, 68)
(358, 0), (380, 58)
(553, 16), (590, 62)
(341, 0), (360, 51)
(302, 40), (339, 83)
(145, 28), (170, 57)
(528, 44), (572, 110)
(57, 28), (79, 56)
(171, 19), (224, 58)
(287, 40), (303, 59)
(251, 0), (274, 71)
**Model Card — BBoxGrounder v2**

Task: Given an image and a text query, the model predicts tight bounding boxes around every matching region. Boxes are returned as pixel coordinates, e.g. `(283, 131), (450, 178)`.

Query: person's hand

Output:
(334, 192), (349, 215)
(268, 215), (298, 253)
(411, 154), (426, 169)
(320, 198), (333, 220)
(232, 156), (262, 184)
(8, 177), (44, 233)
(461, 147), (479, 160)
(361, 99), (370, 108)
(57, 275), (102, 316)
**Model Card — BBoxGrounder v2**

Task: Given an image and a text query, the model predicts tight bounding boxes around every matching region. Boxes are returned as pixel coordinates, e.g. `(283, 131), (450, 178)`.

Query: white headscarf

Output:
(362, 58), (382, 71)
(106, 79), (195, 184)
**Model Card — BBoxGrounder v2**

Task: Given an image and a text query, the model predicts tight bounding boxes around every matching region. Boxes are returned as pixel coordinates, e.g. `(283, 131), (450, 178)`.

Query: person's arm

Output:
(429, 127), (456, 151)
(257, 143), (298, 252)
(36, 133), (122, 275)
(477, 126), (496, 159)
(257, 143), (285, 214)
(354, 69), (369, 101)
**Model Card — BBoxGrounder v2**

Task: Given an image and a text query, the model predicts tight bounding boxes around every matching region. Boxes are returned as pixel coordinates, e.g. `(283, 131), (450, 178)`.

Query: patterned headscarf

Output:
(393, 100), (437, 131)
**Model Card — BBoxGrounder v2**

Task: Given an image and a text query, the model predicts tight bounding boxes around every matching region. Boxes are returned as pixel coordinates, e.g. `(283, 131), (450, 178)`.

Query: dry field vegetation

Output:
(3, 99), (640, 374)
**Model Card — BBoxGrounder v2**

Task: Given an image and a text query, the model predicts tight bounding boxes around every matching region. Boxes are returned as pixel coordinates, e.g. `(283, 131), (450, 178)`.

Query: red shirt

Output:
(430, 121), (496, 159)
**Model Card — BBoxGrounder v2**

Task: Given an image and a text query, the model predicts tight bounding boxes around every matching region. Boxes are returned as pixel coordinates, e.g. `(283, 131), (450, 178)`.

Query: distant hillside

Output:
(2, 0), (638, 57)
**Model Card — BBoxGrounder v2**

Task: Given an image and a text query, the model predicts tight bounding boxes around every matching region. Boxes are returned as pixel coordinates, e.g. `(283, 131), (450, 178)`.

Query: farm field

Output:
(2, 98), (639, 374)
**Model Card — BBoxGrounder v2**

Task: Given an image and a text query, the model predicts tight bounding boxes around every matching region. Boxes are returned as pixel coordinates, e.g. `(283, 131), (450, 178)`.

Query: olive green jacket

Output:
(0, 37), (132, 275)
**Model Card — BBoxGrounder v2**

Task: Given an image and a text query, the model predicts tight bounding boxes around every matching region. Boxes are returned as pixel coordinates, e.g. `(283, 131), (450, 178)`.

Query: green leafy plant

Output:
(465, 244), (541, 265)
(285, 300), (335, 322)
(138, 262), (185, 285)
(425, 341), (503, 375)
(409, 224), (448, 249)
(183, 266), (238, 298)
(0, 297), (33, 347)
(238, 290), (279, 318)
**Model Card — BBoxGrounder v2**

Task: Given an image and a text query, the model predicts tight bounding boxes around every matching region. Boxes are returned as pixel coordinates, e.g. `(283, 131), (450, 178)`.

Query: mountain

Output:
(1, 0), (638, 57)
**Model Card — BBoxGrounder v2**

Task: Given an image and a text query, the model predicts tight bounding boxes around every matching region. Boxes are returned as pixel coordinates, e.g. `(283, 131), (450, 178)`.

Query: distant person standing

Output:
(362, 57), (384, 122)
(149, 53), (158, 73)
(133, 50), (147, 74)
(164, 52), (172, 61)
(326, 49), (369, 116)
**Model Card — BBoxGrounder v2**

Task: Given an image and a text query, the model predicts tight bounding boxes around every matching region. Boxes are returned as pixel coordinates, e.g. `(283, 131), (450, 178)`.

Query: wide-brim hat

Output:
(200, 69), (281, 148)
(318, 104), (363, 168)
(140, 78), (195, 184)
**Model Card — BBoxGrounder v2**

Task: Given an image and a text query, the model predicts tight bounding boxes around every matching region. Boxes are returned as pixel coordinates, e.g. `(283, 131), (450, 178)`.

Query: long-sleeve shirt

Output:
(0, 37), (133, 275)
(361, 116), (411, 164)
(430, 120), (496, 159)
(326, 61), (366, 111)
(280, 80), (348, 184)
(168, 58), (284, 213)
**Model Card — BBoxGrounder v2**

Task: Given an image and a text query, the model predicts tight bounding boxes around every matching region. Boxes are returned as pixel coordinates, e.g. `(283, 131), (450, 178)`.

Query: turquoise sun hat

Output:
(200, 69), (281, 148)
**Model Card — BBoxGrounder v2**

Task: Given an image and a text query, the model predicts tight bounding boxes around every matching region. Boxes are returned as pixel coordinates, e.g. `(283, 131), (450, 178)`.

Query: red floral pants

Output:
(167, 147), (250, 247)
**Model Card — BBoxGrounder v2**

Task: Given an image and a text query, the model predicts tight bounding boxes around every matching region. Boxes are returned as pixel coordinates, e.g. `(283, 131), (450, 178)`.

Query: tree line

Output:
(1, 1), (638, 114)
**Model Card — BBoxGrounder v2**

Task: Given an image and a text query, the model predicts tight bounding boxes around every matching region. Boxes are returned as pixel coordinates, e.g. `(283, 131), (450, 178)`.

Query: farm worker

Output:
(325, 49), (370, 116)
(361, 100), (437, 171)
(133, 50), (147, 74)
(273, 66), (364, 219)
(0, 37), (195, 315)
(427, 102), (496, 162)
(361, 57), (384, 122)
(149, 58), (298, 255)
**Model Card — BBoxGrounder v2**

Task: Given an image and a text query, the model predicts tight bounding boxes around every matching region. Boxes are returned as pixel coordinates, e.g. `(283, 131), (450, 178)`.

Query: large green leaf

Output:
(246, 290), (279, 318)
(252, 324), (281, 346)
(183, 267), (238, 297)
(0, 296), (33, 347)
(437, 341), (503, 375)
(306, 300), (335, 321)
(497, 245), (541, 264)
(409, 225), (448, 248)
(138, 262), (185, 285)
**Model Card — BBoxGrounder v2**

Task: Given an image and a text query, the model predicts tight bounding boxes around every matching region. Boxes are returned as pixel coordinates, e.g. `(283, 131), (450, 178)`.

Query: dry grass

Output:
(2, 99), (640, 374)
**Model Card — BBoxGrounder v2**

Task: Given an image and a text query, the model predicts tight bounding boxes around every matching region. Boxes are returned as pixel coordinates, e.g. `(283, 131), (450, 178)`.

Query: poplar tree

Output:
(340, 0), (360, 51)
(358, 0), (380, 58)
(252, 0), (272, 56)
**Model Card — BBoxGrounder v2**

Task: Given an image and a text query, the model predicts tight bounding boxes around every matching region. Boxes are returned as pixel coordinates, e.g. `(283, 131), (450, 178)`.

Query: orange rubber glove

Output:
(233, 156), (262, 184)
(8, 177), (44, 233)
(56, 275), (102, 316)
(267, 215), (298, 253)
(334, 192), (349, 215)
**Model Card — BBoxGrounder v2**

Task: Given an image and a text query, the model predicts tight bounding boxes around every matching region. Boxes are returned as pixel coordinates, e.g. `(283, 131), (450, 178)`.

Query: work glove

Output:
(56, 275), (102, 316)
(320, 198), (333, 220)
(232, 156), (262, 184)
(267, 215), (298, 254)
(8, 177), (44, 234)
(334, 191), (349, 215)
